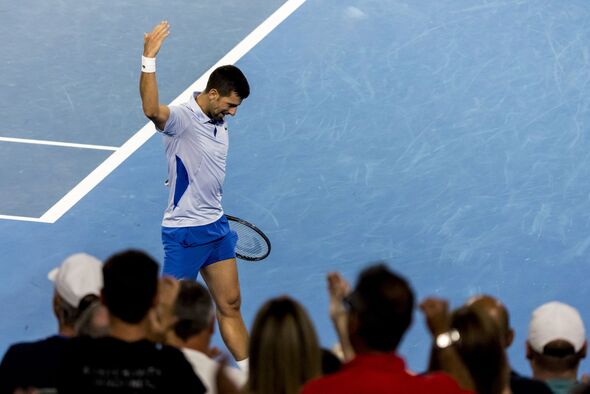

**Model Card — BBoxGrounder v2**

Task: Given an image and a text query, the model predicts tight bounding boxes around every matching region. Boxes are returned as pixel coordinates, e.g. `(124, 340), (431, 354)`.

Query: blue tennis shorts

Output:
(162, 215), (238, 279)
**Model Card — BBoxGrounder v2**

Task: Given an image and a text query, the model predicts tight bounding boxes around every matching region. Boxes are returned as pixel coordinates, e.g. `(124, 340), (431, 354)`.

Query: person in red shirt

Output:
(302, 264), (474, 394)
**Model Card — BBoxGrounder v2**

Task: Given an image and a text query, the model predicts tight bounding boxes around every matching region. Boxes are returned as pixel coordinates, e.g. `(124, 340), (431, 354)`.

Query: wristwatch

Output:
(435, 329), (460, 349)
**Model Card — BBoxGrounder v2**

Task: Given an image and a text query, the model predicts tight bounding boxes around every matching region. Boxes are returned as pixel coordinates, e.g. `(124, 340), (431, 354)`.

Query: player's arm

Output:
(140, 21), (171, 131)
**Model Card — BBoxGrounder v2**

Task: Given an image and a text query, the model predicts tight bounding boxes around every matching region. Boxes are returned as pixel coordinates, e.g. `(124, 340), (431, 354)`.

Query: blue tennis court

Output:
(2, 0), (590, 376)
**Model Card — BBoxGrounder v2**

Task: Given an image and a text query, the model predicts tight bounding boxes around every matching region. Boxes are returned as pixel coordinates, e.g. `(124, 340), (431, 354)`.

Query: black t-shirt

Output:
(510, 370), (553, 394)
(57, 336), (206, 394)
(0, 335), (67, 394)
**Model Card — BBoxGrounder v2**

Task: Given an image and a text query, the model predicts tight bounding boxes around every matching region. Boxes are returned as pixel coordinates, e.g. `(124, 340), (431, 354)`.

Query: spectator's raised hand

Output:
(327, 272), (354, 361)
(419, 297), (451, 337)
(148, 276), (180, 342)
(215, 355), (241, 394)
(327, 272), (351, 321)
(205, 346), (222, 359)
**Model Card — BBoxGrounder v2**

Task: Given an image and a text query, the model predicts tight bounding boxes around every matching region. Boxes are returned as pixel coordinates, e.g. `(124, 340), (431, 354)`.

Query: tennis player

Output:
(139, 21), (249, 368)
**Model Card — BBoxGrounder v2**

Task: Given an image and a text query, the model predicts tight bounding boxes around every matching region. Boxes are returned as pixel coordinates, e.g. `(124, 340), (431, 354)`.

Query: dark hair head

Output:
(451, 305), (508, 394)
(172, 280), (214, 341)
(78, 294), (100, 314)
(248, 296), (321, 394)
(102, 250), (159, 324)
(467, 295), (512, 347)
(75, 299), (110, 338)
(54, 293), (100, 328)
(347, 263), (414, 352)
(205, 65), (250, 99)
(54, 292), (80, 327)
(321, 348), (342, 375)
(530, 339), (585, 372)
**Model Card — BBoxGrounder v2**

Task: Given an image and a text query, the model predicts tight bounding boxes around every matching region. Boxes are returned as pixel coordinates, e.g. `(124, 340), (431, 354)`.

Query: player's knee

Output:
(217, 293), (242, 316)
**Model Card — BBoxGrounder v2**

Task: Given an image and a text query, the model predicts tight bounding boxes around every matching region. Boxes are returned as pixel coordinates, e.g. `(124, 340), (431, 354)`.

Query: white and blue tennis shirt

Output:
(158, 92), (229, 228)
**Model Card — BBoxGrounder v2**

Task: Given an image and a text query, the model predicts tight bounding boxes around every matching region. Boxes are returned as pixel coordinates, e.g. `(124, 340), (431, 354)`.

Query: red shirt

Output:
(302, 353), (473, 394)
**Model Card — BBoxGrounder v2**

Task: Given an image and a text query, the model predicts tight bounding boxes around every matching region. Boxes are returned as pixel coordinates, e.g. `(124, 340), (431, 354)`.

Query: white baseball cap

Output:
(48, 253), (103, 308)
(528, 301), (586, 353)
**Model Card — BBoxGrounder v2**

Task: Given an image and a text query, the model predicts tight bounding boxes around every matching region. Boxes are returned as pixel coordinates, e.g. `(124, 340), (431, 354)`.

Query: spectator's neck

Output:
(350, 334), (388, 356)
(532, 366), (579, 382)
(351, 341), (392, 356)
(58, 324), (76, 337)
(109, 315), (150, 342)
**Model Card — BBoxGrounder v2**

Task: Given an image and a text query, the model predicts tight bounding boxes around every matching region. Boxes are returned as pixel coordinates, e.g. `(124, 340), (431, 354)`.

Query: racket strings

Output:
(230, 221), (269, 259)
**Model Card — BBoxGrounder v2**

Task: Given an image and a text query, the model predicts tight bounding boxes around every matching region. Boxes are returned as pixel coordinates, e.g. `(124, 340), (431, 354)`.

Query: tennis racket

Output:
(226, 215), (271, 262)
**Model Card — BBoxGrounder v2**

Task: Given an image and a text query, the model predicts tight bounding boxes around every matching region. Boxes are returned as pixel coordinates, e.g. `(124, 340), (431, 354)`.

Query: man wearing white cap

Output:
(526, 301), (587, 394)
(0, 253), (104, 393)
(47, 253), (104, 335)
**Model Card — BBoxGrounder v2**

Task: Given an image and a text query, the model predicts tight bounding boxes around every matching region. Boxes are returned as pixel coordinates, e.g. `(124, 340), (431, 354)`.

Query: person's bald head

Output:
(466, 295), (514, 348)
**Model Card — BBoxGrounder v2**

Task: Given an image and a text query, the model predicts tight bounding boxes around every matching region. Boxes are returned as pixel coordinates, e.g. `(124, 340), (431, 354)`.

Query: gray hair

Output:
(172, 280), (215, 341)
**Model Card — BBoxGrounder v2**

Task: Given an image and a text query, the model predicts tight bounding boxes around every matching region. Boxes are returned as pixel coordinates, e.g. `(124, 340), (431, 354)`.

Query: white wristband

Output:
(141, 56), (156, 73)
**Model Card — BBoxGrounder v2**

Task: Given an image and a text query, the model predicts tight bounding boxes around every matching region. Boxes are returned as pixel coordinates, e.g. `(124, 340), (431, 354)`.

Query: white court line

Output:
(0, 136), (118, 151)
(15, 0), (305, 224)
(0, 214), (49, 223)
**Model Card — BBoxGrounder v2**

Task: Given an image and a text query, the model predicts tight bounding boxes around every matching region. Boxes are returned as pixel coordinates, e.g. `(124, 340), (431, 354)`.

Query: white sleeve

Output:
(159, 106), (188, 137)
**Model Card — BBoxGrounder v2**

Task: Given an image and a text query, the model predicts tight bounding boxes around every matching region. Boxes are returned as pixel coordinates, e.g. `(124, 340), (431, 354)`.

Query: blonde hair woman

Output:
(247, 296), (321, 394)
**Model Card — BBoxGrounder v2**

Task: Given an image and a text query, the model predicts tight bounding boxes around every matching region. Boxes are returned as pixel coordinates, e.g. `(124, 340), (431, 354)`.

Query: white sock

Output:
(236, 357), (249, 373)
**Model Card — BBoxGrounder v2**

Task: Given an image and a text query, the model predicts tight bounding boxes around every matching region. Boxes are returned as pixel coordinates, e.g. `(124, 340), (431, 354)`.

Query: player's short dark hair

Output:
(102, 250), (159, 324)
(172, 280), (214, 341)
(205, 65), (250, 99)
(347, 263), (414, 352)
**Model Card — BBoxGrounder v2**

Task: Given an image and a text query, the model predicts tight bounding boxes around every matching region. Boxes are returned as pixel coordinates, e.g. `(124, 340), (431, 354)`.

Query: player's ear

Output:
(208, 88), (219, 101)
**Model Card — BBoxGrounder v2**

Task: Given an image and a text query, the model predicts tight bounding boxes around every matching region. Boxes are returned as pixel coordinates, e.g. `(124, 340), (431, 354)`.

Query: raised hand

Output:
(215, 355), (241, 394)
(147, 276), (180, 342)
(419, 297), (451, 337)
(327, 271), (355, 361)
(327, 272), (351, 320)
(205, 346), (222, 359)
(143, 21), (170, 58)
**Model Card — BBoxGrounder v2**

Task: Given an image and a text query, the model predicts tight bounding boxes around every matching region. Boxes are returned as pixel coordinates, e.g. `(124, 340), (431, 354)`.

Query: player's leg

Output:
(200, 257), (249, 361)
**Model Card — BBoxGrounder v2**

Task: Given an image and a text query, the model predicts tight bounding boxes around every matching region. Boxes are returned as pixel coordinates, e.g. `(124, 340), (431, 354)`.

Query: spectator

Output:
(0, 253), (103, 393)
(467, 295), (551, 393)
(248, 296), (321, 394)
(165, 279), (246, 393)
(321, 348), (342, 375)
(56, 249), (205, 393)
(428, 304), (510, 394)
(74, 295), (110, 338)
(302, 264), (473, 394)
(571, 383), (590, 394)
(526, 301), (587, 394)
